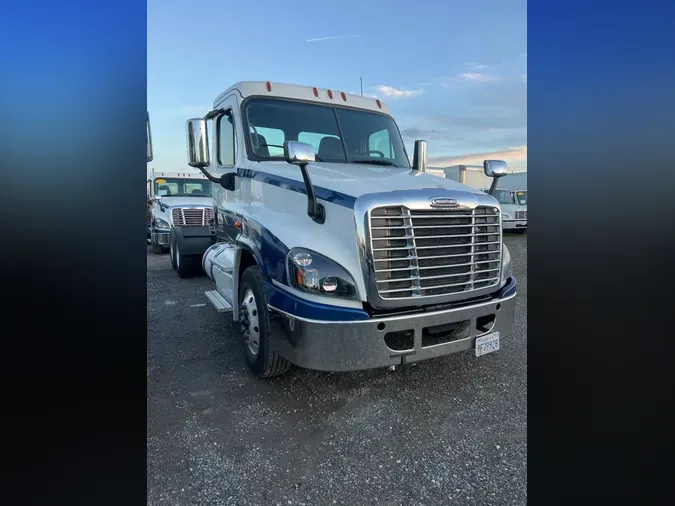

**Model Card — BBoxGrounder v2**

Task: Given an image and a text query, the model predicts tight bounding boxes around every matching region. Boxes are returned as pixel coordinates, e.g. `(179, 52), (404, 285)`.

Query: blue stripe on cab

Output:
(237, 168), (356, 209)
(265, 282), (370, 322)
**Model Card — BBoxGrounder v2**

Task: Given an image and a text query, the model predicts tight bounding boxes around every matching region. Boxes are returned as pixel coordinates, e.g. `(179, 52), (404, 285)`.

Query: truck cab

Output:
(147, 171), (214, 256)
(172, 81), (517, 378)
(483, 188), (527, 233)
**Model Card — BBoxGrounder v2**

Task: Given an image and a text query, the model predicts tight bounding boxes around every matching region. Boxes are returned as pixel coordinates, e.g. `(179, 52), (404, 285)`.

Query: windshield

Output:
(516, 190), (527, 205)
(244, 98), (410, 168)
(493, 190), (515, 205)
(154, 178), (212, 197)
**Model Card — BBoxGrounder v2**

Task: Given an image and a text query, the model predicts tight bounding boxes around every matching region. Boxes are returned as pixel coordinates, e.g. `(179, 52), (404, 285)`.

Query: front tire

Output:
(238, 266), (291, 378)
(170, 230), (193, 278)
(169, 234), (177, 270)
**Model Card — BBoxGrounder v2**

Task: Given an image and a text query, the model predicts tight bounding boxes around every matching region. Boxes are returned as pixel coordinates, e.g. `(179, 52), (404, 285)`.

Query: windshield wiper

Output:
(351, 159), (397, 167)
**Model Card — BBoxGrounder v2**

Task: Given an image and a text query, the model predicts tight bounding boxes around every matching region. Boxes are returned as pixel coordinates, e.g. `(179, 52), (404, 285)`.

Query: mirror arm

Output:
(194, 166), (221, 184)
(204, 108), (225, 120)
(298, 162), (325, 224)
(487, 177), (499, 196)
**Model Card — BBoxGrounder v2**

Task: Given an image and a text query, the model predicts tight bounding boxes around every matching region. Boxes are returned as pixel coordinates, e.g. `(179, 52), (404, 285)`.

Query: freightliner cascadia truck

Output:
(155, 82), (518, 378)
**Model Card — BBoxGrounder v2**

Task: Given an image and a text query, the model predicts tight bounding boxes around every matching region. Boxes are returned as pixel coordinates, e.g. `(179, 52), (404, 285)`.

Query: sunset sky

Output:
(148, 0), (527, 172)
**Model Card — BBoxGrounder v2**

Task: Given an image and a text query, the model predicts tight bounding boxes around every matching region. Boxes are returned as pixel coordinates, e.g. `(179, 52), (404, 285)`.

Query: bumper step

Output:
(204, 290), (233, 313)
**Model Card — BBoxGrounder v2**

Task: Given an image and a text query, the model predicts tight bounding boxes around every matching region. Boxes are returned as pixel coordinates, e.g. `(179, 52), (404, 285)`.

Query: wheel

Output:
(238, 266), (291, 378)
(169, 234), (177, 270)
(171, 231), (193, 278)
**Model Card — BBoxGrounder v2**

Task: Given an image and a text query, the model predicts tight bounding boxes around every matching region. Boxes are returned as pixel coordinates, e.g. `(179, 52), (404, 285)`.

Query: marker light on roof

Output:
(313, 87), (319, 97)
(376, 99), (382, 109)
(327, 90), (333, 99)
(341, 92), (347, 101)
(266, 81), (272, 92)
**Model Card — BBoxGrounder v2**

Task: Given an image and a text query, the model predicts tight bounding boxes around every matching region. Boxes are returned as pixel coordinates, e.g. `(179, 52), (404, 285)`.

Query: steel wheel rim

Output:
(241, 288), (260, 356)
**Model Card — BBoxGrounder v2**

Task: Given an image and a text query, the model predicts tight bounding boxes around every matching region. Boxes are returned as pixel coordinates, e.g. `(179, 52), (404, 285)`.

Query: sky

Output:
(148, 0), (527, 173)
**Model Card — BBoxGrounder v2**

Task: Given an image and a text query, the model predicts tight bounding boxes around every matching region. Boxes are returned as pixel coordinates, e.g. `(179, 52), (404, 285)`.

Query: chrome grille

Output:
(171, 207), (214, 227)
(369, 205), (501, 299)
(514, 210), (527, 220)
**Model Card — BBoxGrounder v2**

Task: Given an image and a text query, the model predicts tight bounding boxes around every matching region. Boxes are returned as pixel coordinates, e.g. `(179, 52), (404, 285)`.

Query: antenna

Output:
(360, 77), (363, 96)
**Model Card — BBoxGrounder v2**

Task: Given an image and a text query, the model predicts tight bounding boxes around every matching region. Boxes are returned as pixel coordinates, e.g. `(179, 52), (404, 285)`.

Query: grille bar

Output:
(369, 205), (502, 300)
(171, 207), (214, 227)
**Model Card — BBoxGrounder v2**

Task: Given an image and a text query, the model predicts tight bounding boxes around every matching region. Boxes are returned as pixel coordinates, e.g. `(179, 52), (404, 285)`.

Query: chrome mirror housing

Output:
(186, 118), (211, 168)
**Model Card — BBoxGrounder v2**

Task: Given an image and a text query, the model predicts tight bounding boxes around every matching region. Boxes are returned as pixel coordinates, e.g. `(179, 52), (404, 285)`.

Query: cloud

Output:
(466, 62), (489, 70)
(400, 127), (446, 140)
(459, 72), (503, 83)
(373, 85), (424, 98)
(305, 34), (359, 42)
(428, 146), (527, 169)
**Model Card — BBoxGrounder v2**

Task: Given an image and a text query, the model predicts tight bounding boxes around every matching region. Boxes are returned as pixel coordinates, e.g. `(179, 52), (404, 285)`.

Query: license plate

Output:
(475, 332), (500, 357)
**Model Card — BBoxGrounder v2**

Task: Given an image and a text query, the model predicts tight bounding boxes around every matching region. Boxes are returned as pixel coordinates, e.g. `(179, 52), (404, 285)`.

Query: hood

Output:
(254, 161), (486, 199)
(156, 196), (212, 208)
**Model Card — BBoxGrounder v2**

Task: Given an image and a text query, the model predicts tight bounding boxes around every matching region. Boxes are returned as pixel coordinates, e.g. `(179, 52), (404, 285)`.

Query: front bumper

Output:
(268, 277), (517, 372)
(152, 230), (170, 245)
(503, 220), (527, 230)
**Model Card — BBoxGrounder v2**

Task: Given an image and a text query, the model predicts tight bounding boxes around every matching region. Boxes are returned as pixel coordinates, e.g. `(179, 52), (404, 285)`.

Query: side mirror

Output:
(412, 140), (428, 172)
(484, 159), (508, 196)
(484, 159), (508, 178)
(186, 118), (211, 168)
(283, 141), (325, 224)
(284, 141), (316, 164)
(147, 111), (153, 163)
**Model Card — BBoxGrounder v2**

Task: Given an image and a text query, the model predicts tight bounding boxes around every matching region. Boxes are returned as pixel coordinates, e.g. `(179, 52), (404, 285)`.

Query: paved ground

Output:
(147, 234), (527, 506)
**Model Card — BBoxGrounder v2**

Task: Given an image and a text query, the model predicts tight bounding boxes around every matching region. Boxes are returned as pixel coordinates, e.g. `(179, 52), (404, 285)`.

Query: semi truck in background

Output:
(147, 112), (153, 243)
(149, 81), (517, 378)
(481, 188), (527, 233)
(147, 171), (214, 256)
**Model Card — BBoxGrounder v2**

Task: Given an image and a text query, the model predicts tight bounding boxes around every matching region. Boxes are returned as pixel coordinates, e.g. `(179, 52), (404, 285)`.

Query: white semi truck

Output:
(481, 188), (527, 233)
(147, 171), (214, 258)
(156, 81), (517, 378)
(147, 112), (153, 244)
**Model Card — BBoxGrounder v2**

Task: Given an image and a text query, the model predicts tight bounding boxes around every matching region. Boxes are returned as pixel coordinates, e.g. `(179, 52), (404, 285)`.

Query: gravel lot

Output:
(147, 234), (527, 506)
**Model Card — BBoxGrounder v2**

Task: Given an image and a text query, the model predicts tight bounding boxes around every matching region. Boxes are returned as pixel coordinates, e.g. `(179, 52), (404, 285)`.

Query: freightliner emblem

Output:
(430, 197), (459, 207)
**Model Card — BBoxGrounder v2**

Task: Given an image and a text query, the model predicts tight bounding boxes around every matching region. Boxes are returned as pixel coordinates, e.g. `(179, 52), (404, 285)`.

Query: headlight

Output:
(287, 248), (358, 300)
(501, 244), (513, 286)
(155, 217), (170, 229)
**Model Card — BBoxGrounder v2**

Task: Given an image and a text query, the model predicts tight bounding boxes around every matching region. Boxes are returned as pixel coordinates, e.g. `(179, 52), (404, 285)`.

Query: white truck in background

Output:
(147, 171), (214, 258)
(147, 112), (153, 244)
(482, 188), (527, 233)
(150, 81), (518, 378)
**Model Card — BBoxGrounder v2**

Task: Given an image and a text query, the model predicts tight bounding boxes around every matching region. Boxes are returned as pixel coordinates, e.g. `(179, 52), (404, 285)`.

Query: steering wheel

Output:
(366, 150), (386, 158)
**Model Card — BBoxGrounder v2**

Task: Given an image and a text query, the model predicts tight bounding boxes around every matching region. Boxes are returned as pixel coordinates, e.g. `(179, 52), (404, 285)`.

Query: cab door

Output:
(211, 94), (249, 244)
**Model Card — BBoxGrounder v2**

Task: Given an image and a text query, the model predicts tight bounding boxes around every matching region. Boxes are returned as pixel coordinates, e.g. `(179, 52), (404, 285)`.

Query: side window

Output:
(217, 111), (236, 166)
(369, 128), (393, 158)
(298, 132), (340, 154)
